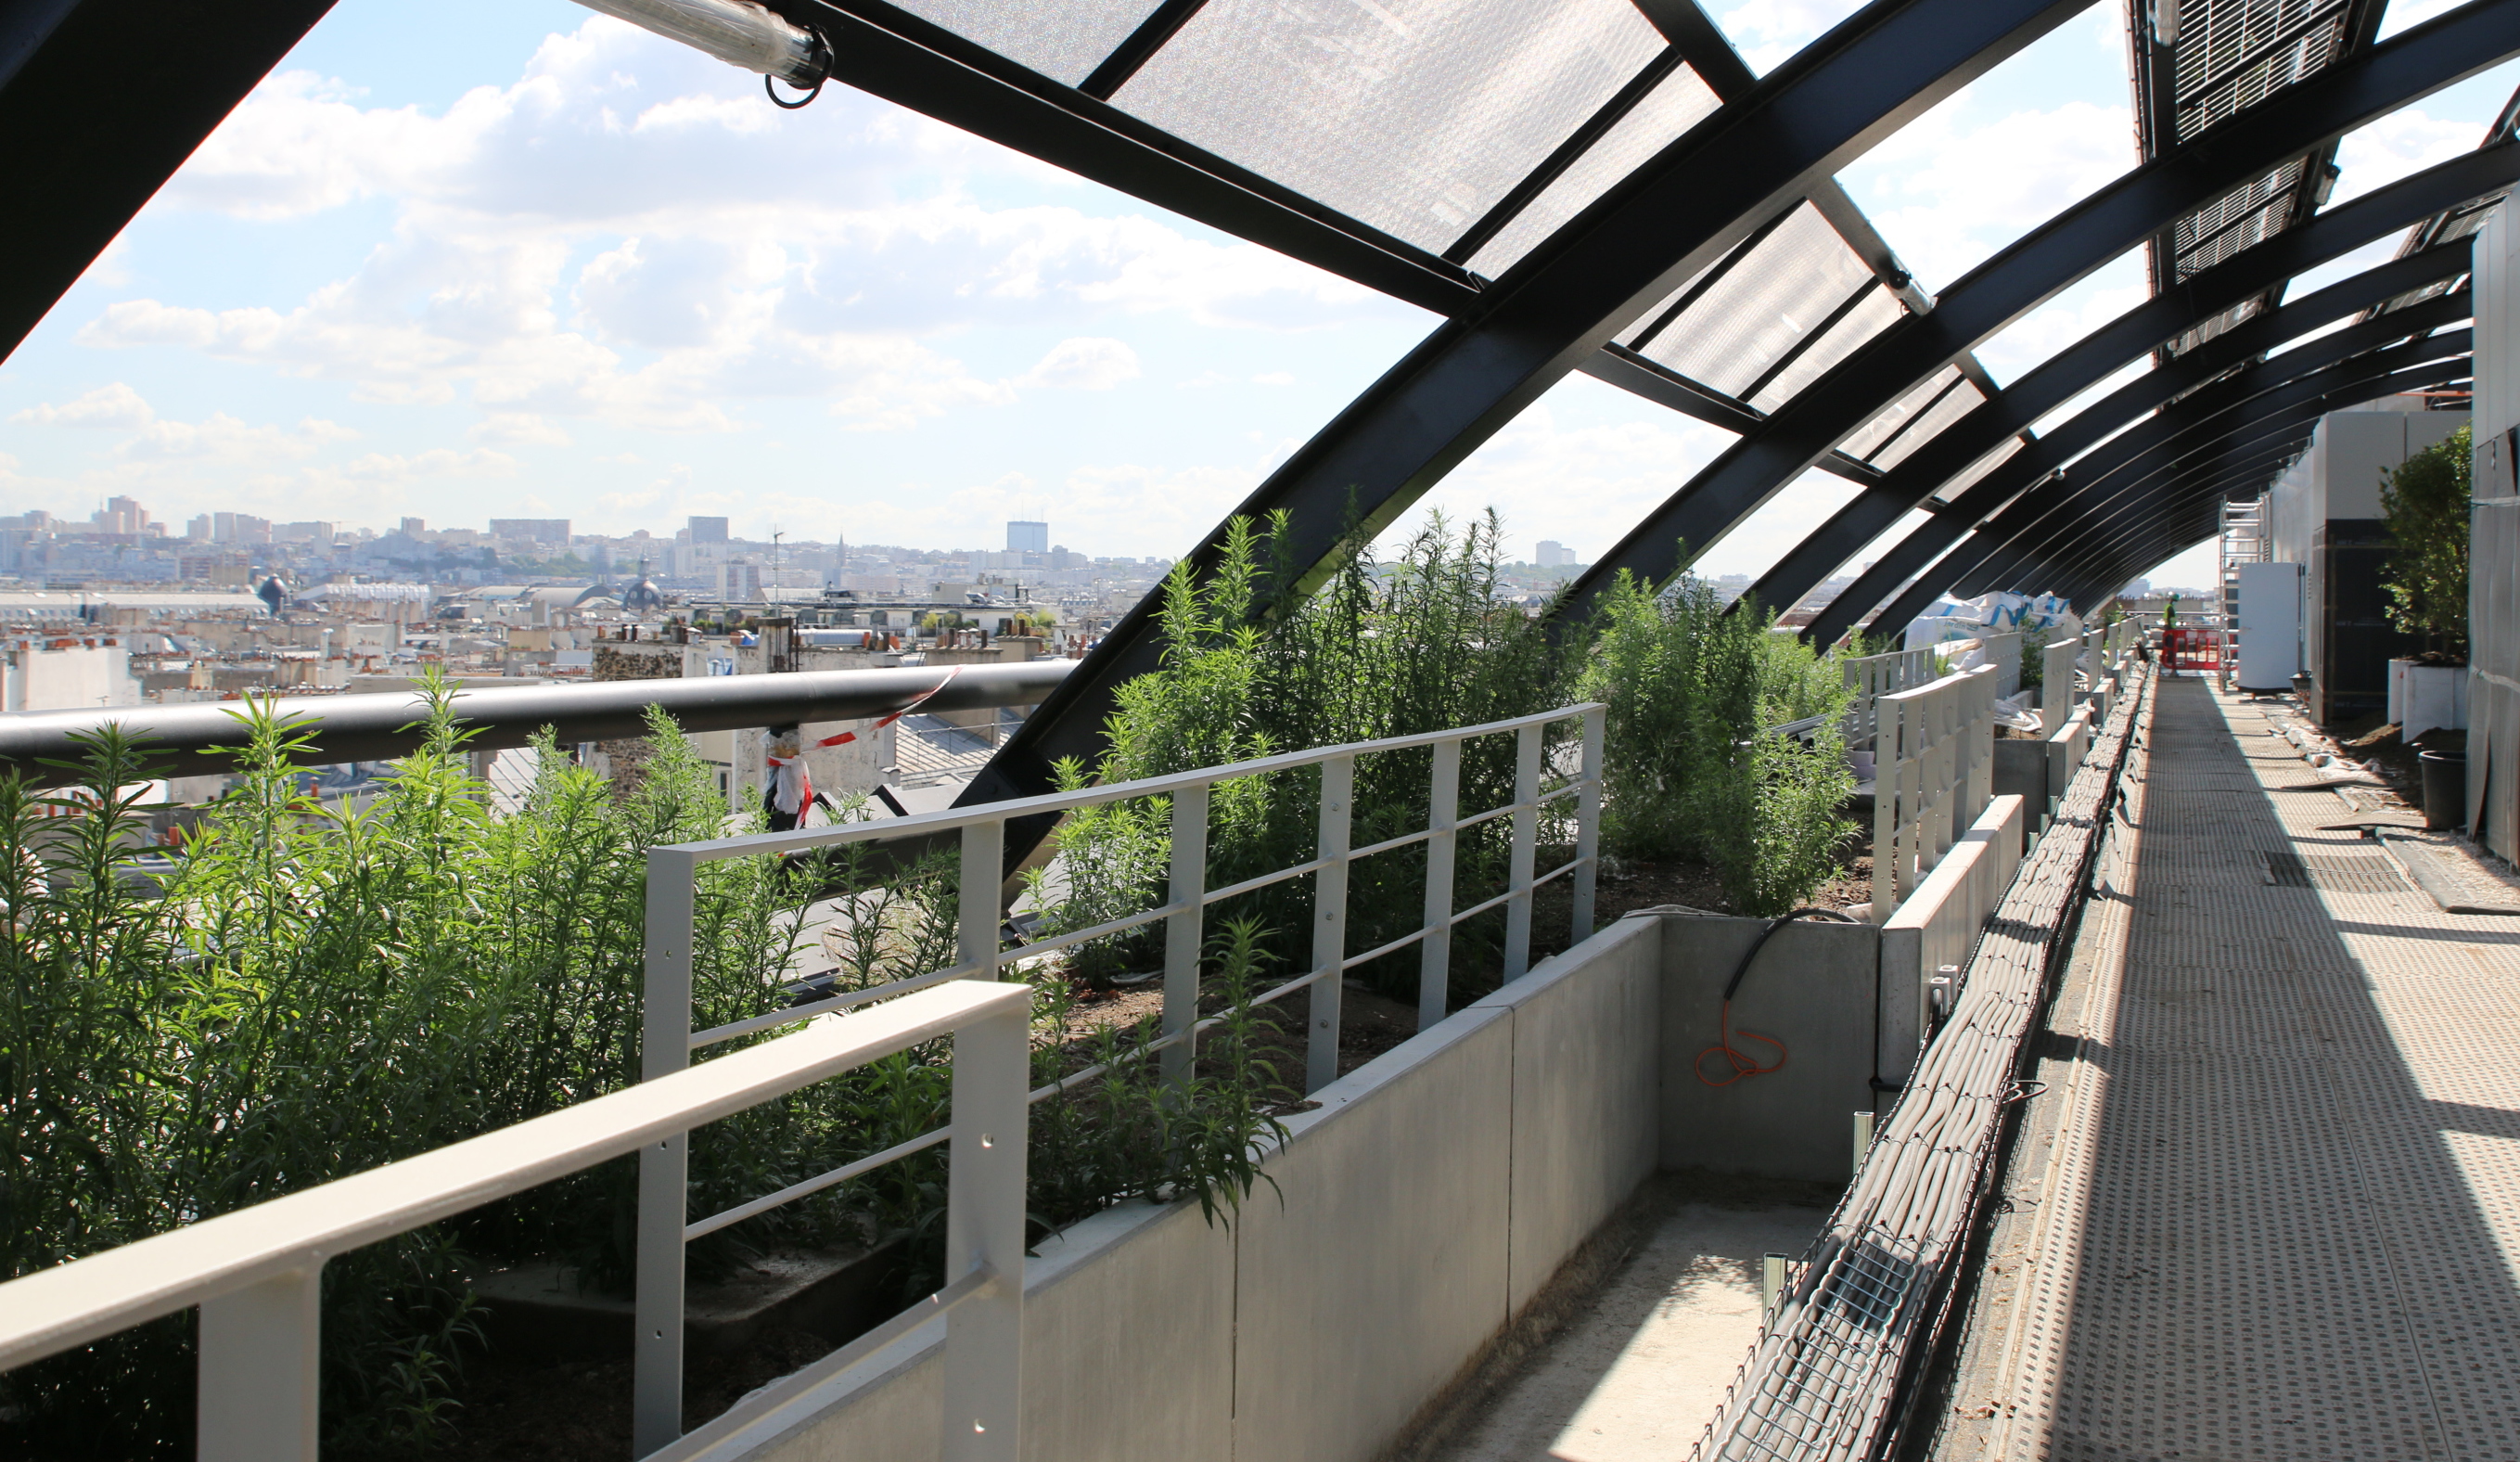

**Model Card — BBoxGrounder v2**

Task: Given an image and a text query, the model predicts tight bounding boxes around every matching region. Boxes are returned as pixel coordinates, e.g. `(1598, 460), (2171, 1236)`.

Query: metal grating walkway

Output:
(1945, 677), (2520, 1460)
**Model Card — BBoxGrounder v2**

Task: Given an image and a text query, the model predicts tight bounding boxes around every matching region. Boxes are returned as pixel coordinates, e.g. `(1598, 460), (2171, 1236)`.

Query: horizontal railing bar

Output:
(685, 1124), (955, 1241)
(0, 981), (1030, 1372)
(1342, 925), (1433, 970)
(643, 1263), (995, 1462)
(1203, 856), (1333, 905)
(1347, 827), (1437, 862)
(991, 904), (1172, 961)
(667, 703), (1608, 863)
(690, 962), (986, 1049)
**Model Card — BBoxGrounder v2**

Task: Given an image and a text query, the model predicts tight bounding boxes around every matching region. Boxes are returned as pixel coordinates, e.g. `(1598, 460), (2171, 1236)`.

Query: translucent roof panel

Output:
(1746, 286), (1903, 412)
(1465, 60), (1721, 277)
(1624, 202), (1878, 399)
(1872, 376), (1986, 471)
(1115, 0), (1665, 255)
(889, 0), (1170, 89)
(1842, 366), (1964, 460)
(1926, 438), (2025, 507)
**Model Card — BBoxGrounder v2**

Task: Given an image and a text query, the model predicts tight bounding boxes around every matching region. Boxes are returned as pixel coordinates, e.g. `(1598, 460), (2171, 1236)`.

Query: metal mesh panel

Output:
(1115, 0), (1664, 254)
(1873, 377), (1985, 471)
(1841, 366), (1963, 461)
(2173, 0), (2352, 142)
(1631, 203), (1876, 398)
(1746, 287), (1903, 411)
(1466, 60), (1721, 276)
(887, 0), (1169, 88)
(2177, 159), (2305, 278)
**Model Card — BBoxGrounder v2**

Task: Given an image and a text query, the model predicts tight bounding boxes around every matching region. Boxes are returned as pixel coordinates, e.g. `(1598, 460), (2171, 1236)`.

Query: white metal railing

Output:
(1871, 664), (1998, 916)
(634, 702), (1607, 1456)
(1840, 644), (1943, 751)
(0, 980), (1033, 1462)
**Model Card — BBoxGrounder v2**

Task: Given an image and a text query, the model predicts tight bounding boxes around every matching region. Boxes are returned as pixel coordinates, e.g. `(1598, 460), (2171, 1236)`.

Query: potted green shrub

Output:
(2381, 425), (2471, 745)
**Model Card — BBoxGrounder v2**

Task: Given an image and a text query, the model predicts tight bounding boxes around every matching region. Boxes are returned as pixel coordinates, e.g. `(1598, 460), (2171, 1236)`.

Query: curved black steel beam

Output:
(963, 0), (2095, 820)
(1874, 347), (2471, 631)
(1954, 332), (2474, 598)
(1800, 263), (2475, 649)
(1946, 345), (2469, 604)
(1749, 143), (2519, 622)
(1861, 359), (2455, 637)
(1547, 2), (2520, 630)
(1875, 344), (2471, 630)
(1794, 144), (2516, 651)
(1751, 243), (2468, 622)
(0, 0), (339, 362)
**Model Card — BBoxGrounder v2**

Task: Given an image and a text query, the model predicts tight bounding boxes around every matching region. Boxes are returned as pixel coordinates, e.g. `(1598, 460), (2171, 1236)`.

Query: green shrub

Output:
(1580, 571), (1855, 915)
(2382, 422), (2472, 659)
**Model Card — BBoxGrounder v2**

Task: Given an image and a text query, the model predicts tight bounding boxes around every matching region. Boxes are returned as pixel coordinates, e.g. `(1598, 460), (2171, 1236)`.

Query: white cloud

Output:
(1848, 97), (2136, 289)
(1018, 338), (1141, 391)
(469, 412), (574, 446)
(334, 448), (518, 484)
(12, 382), (156, 429)
(2331, 107), (2489, 207)
(1715, 0), (1868, 71)
(82, 19), (1398, 442)
(122, 413), (355, 468)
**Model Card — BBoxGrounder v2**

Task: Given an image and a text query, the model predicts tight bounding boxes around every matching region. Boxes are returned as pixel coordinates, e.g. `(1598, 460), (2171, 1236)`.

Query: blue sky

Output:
(0, 0), (2511, 593)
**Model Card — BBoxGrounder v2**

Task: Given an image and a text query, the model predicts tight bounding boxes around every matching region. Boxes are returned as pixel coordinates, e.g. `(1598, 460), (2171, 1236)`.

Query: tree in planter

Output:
(2382, 422), (2473, 661)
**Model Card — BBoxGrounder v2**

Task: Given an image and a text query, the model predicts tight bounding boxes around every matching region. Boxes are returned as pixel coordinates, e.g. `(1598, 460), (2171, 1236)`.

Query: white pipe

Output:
(571, 0), (823, 83)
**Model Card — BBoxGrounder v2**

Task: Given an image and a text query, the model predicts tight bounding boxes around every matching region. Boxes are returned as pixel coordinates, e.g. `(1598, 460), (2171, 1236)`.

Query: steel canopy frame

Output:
(1778, 250), (2477, 645)
(1540, 2), (2520, 639)
(1871, 344), (2473, 629)
(1750, 145), (2520, 627)
(0, 0), (341, 361)
(958, 0), (2099, 829)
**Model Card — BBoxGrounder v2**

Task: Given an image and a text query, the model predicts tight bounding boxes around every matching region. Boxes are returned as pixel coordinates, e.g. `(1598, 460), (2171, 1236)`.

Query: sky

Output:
(0, 0), (2513, 595)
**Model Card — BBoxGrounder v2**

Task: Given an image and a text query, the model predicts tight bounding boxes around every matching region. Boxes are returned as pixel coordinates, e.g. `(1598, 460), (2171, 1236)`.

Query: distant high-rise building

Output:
(490, 519), (570, 545)
(213, 512), (272, 545)
(187, 515), (212, 542)
(689, 516), (730, 544)
(1535, 540), (1570, 568)
(1007, 520), (1049, 554)
(401, 517), (427, 537)
(718, 561), (763, 601)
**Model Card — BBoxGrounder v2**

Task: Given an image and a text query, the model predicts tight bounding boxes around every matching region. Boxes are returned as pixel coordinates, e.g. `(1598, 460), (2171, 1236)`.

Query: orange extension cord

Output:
(1692, 907), (1855, 1087)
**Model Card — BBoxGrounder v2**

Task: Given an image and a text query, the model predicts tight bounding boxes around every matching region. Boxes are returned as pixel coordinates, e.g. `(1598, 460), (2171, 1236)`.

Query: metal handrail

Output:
(0, 980), (1034, 1462)
(632, 700), (1608, 1455)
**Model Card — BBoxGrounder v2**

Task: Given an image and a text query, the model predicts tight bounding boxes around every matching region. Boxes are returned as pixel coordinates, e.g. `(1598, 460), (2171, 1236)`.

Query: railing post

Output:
(941, 994), (1028, 1462)
(959, 819), (1004, 983)
(1162, 784), (1209, 1086)
(1573, 707), (1605, 944)
(198, 1266), (322, 1462)
(633, 847), (697, 1458)
(1308, 755), (1353, 1094)
(1503, 723), (1541, 981)
(1417, 740), (1459, 1032)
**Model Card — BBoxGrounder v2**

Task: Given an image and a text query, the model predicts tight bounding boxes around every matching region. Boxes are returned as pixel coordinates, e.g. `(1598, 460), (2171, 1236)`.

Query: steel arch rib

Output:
(1794, 145), (2519, 650)
(1874, 348), (2472, 629)
(1798, 272), (2472, 649)
(1748, 145), (2519, 623)
(1950, 335), (2474, 595)
(1755, 243), (2471, 625)
(1925, 345), (2469, 609)
(961, 0), (2096, 819)
(1541, 1), (2520, 633)
(1861, 346), (2472, 637)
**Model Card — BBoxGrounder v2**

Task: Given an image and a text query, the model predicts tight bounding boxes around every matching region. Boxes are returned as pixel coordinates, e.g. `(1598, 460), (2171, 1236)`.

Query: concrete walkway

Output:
(1938, 676), (2520, 1460)
(1426, 1182), (1824, 1462)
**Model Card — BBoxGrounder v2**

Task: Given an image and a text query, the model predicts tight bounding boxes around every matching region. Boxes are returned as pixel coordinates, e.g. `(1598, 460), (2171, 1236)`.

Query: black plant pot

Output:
(2422, 749), (2467, 830)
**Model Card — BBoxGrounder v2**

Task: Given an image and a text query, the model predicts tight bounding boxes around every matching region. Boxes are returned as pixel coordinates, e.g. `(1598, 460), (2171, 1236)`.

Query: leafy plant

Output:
(2382, 421), (2473, 660)
(1580, 570), (1855, 915)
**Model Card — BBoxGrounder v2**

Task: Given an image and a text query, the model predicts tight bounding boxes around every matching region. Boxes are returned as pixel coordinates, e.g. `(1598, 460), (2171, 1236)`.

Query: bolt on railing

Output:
(634, 702), (1607, 1454)
(0, 981), (1033, 1462)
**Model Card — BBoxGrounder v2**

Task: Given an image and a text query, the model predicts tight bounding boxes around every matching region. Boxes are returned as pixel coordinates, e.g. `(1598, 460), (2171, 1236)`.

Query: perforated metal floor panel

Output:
(1957, 679), (2520, 1461)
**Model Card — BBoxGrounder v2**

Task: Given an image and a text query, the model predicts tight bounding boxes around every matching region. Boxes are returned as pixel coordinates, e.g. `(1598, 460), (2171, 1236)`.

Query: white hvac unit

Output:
(2234, 561), (2304, 691)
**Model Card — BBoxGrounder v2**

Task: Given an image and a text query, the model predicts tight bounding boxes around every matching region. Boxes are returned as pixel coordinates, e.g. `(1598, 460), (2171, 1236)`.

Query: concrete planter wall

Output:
(702, 792), (2057, 1459)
